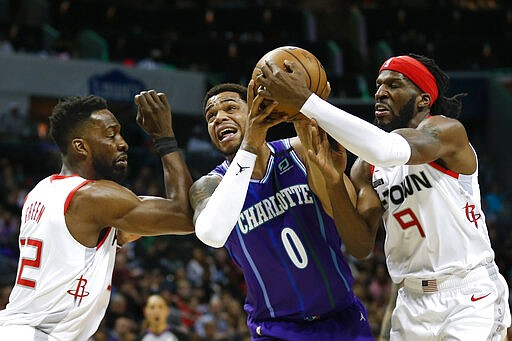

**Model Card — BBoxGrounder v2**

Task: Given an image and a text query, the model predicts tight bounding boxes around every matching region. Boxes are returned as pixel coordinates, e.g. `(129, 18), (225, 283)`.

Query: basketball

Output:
(252, 46), (329, 117)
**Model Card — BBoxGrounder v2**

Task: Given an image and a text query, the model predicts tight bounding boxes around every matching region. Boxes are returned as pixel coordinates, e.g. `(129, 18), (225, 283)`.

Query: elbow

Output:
(195, 224), (226, 248)
(347, 243), (374, 260)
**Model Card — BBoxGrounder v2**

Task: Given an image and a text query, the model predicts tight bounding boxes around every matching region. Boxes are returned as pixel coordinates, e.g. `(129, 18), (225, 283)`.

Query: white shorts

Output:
(0, 325), (60, 341)
(390, 263), (511, 341)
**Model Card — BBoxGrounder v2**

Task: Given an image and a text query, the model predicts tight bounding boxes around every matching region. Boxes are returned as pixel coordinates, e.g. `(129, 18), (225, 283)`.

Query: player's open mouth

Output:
(375, 104), (390, 118)
(115, 154), (128, 167)
(218, 127), (238, 142)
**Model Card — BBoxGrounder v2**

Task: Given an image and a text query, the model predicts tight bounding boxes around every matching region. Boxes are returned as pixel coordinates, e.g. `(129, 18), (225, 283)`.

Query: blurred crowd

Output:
(1, 0), (511, 96)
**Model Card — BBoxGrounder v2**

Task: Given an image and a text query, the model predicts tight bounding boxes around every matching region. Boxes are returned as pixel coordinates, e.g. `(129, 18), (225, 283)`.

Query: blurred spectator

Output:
(0, 102), (32, 141)
(109, 316), (138, 341)
(138, 294), (183, 341)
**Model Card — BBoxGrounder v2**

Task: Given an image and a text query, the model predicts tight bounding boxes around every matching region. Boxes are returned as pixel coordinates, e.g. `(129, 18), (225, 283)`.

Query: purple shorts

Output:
(247, 299), (374, 340)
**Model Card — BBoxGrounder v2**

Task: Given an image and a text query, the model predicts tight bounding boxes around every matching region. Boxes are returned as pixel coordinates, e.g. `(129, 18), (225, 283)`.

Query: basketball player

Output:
(0, 91), (194, 340)
(255, 53), (511, 340)
(189, 81), (374, 340)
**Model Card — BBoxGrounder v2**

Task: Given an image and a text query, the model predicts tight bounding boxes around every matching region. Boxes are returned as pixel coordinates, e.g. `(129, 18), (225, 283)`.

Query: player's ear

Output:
(71, 138), (88, 159)
(418, 93), (431, 108)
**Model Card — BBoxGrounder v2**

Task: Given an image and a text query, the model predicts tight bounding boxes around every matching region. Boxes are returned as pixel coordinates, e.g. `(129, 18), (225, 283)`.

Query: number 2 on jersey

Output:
(393, 208), (425, 237)
(16, 238), (43, 288)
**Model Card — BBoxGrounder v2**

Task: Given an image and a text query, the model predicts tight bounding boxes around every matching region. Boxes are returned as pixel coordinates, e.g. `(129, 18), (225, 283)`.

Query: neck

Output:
(60, 158), (93, 179)
(409, 109), (431, 128)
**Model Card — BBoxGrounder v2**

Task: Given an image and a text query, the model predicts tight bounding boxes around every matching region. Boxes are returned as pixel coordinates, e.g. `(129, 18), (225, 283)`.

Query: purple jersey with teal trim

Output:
(209, 139), (356, 322)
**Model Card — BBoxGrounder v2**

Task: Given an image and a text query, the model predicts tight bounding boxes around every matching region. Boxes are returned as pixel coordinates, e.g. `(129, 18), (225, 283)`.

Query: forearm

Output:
(301, 94), (411, 167)
(161, 151), (193, 217)
(327, 179), (377, 259)
(195, 150), (256, 248)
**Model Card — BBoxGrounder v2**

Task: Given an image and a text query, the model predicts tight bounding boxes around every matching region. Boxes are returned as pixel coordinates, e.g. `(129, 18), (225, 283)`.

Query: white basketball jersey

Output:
(0, 174), (118, 340)
(371, 157), (494, 283)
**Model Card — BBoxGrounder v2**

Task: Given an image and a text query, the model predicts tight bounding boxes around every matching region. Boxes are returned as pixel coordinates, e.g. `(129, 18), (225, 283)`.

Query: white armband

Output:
(301, 94), (411, 167)
(195, 149), (256, 248)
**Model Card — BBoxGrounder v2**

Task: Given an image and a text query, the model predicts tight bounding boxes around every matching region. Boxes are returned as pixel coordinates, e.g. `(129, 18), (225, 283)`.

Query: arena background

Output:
(0, 1), (511, 340)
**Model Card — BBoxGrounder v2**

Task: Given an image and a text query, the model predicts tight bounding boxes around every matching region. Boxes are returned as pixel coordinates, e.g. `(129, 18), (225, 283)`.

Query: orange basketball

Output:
(252, 46), (329, 117)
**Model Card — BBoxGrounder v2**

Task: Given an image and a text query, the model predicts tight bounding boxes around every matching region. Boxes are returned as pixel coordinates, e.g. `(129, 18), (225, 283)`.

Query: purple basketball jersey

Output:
(210, 139), (358, 322)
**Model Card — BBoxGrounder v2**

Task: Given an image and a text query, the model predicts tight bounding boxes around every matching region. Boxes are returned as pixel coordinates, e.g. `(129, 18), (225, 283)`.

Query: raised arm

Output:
(135, 90), (193, 217)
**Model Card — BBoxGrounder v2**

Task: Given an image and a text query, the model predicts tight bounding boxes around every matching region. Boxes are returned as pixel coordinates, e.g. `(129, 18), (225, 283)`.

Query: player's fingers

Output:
(283, 60), (301, 75)
(145, 89), (160, 107)
(247, 80), (255, 106)
(135, 108), (144, 127)
(136, 91), (149, 108)
(157, 92), (170, 110)
(251, 92), (265, 112)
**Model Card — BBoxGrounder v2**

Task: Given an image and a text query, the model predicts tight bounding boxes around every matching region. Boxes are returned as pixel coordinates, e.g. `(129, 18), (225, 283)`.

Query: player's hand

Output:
(254, 59), (312, 112)
(307, 119), (347, 184)
(134, 90), (174, 139)
(240, 80), (288, 153)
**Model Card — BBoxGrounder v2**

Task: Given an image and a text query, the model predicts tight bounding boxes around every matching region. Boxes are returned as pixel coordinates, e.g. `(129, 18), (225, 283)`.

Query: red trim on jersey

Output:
(428, 162), (459, 179)
(96, 227), (112, 250)
(64, 180), (93, 213)
(50, 174), (80, 182)
(369, 164), (375, 176)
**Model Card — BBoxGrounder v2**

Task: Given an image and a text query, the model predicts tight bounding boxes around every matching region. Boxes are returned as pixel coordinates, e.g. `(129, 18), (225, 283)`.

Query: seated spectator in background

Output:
(138, 294), (185, 341)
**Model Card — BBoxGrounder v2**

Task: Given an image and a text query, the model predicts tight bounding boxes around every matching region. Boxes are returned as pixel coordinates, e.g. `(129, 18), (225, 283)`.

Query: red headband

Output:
(379, 56), (438, 105)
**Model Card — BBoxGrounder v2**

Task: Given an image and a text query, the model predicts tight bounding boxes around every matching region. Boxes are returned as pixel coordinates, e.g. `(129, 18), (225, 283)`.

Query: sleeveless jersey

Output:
(370, 153), (495, 283)
(209, 139), (355, 322)
(0, 174), (118, 340)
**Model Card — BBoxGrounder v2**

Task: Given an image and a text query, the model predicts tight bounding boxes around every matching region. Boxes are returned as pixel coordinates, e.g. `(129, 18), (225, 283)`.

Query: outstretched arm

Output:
(255, 60), (475, 173)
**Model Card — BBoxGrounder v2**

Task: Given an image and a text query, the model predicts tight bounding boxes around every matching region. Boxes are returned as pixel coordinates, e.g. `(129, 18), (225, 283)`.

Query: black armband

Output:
(153, 136), (179, 156)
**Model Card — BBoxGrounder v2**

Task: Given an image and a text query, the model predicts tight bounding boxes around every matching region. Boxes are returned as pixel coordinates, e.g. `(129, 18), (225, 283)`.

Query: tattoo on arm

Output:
(189, 175), (221, 224)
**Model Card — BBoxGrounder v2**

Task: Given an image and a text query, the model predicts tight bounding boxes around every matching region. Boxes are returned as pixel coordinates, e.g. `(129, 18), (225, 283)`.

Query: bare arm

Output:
(379, 282), (400, 341)
(307, 121), (380, 259)
(135, 90), (194, 216)
(291, 123), (356, 217)
(395, 115), (476, 173)
(66, 180), (194, 247)
(189, 174), (221, 225)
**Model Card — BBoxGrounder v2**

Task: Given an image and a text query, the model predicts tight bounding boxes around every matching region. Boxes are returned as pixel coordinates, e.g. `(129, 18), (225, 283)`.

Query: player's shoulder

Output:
(419, 114), (465, 130)
(189, 174), (222, 208)
(72, 179), (129, 202)
(190, 174), (222, 195)
(350, 157), (373, 185)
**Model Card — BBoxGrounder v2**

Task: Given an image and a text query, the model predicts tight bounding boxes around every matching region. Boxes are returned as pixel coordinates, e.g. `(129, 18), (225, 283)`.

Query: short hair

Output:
(409, 54), (466, 118)
(202, 83), (247, 112)
(49, 95), (108, 154)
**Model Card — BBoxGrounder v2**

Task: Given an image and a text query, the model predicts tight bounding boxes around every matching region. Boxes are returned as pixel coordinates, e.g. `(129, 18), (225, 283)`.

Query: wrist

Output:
(153, 136), (179, 156)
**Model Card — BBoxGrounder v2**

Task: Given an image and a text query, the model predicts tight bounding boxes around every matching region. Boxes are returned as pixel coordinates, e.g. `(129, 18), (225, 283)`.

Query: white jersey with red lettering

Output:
(0, 174), (118, 340)
(370, 159), (493, 283)
(372, 157), (510, 340)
